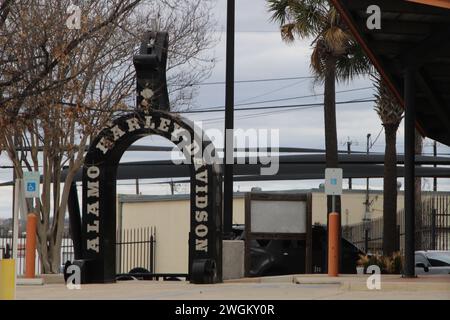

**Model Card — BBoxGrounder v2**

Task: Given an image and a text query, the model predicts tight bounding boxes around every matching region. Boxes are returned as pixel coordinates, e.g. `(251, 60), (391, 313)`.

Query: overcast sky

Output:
(0, 0), (449, 219)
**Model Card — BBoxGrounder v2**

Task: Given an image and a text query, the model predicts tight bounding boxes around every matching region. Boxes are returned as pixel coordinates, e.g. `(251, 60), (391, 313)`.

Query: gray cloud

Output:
(0, 0), (449, 218)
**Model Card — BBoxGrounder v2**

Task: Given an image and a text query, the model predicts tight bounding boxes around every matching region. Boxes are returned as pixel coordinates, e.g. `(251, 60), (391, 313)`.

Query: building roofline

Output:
(118, 189), (450, 203)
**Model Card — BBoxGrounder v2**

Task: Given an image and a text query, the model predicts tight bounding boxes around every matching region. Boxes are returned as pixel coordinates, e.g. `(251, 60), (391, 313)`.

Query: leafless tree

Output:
(0, 0), (217, 273)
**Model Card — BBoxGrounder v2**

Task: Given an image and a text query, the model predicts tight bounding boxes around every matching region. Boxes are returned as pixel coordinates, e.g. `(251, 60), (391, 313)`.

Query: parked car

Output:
(415, 251), (450, 275)
(233, 224), (363, 276)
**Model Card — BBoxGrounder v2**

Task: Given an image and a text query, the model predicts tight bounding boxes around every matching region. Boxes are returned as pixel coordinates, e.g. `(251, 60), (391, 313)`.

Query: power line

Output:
(178, 72), (371, 87)
(188, 86), (374, 111)
(233, 86), (373, 107)
(199, 105), (320, 123)
(235, 79), (308, 104)
(370, 127), (384, 149)
(195, 99), (375, 123)
(180, 98), (375, 114)
(178, 75), (316, 87)
(190, 99), (375, 123)
(60, 95), (374, 116)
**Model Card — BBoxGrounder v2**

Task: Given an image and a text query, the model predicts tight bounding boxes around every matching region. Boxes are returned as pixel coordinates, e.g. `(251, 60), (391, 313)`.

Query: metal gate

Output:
(116, 226), (156, 274)
(343, 193), (450, 254)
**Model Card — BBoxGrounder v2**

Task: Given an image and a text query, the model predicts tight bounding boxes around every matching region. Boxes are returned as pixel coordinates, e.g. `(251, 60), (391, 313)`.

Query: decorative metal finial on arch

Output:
(133, 31), (170, 112)
(72, 30), (223, 285)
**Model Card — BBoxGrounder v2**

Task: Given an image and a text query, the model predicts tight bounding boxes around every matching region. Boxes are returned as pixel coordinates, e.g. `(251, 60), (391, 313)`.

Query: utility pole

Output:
(363, 133), (371, 252)
(135, 179), (140, 195)
(223, 0), (235, 237)
(11, 166), (16, 236)
(11, 135), (17, 256)
(365, 133), (371, 214)
(433, 141), (438, 192)
(346, 138), (352, 189)
(341, 137), (358, 190)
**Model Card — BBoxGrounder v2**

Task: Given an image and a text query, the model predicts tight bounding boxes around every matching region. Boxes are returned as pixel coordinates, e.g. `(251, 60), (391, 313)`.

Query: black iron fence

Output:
(0, 235), (73, 275)
(343, 194), (450, 254)
(413, 195), (450, 251)
(116, 226), (156, 274)
(0, 227), (156, 275)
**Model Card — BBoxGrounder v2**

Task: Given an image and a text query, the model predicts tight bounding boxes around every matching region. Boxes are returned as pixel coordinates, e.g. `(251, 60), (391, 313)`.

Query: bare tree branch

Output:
(0, 0), (217, 273)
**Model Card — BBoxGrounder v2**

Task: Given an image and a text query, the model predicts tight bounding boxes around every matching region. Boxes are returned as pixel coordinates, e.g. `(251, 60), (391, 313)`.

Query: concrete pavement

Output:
(15, 274), (450, 300)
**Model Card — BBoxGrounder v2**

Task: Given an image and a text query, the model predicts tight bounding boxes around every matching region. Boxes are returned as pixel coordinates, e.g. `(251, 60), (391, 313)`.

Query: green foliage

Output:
(267, 0), (373, 82)
(373, 74), (404, 126)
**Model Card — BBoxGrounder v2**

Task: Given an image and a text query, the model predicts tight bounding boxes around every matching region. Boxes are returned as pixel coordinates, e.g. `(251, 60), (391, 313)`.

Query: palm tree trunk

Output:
(324, 55), (341, 214)
(324, 55), (339, 168)
(324, 55), (342, 270)
(383, 123), (399, 256)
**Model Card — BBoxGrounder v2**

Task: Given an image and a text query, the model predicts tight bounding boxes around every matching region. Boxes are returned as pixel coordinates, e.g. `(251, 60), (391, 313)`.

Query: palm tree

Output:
(373, 75), (404, 256)
(268, 0), (371, 215)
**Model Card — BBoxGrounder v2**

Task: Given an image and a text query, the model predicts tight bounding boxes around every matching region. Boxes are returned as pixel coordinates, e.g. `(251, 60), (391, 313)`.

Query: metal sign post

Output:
(324, 168), (343, 277)
(12, 178), (30, 259)
(23, 171), (40, 279)
(10, 172), (40, 276)
(12, 180), (20, 261)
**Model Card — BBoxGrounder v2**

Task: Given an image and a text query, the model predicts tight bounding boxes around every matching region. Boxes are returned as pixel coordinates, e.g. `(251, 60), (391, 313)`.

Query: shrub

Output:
(357, 251), (403, 274)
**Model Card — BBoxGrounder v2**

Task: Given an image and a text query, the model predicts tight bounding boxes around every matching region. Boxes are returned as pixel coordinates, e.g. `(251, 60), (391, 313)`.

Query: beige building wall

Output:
(120, 199), (189, 273)
(311, 191), (405, 226)
(118, 190), (409, 273)
(232, 197), (245, 224)
(119, 195), (246, 274)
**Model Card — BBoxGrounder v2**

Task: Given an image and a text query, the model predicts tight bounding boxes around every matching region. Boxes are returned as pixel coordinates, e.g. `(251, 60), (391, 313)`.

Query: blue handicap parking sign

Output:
(24, 171), (40, 198)
(27, 182), (36, 192)
(325, 168), (343, 195)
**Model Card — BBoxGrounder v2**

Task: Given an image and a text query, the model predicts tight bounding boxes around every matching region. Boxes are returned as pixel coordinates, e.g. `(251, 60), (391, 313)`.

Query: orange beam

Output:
(330, 0), (427, 137)
(406, 0), (450, 9)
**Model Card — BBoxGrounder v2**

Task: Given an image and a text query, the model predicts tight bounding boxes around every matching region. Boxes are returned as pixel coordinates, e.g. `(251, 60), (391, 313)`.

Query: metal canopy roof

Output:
(2, 154), (449, 186)
(331, 0), (450, 145)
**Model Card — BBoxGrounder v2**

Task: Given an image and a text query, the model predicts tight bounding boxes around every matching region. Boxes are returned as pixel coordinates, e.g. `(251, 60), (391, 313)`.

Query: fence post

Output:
(5, 243), (11, 259)
(149, 227), (154, 274)
(431, 208), (436, 250)
(364, 229), (369, 254)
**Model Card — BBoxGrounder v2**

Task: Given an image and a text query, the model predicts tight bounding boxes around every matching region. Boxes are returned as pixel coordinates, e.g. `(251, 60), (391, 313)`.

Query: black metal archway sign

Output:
(65, 30), (223, 284)
(80, 109), (222, 284)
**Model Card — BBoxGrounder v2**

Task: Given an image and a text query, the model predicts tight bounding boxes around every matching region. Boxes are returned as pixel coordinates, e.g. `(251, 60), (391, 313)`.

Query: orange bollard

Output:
(25, 213), (38, 279)
(328, 212), (339, 277)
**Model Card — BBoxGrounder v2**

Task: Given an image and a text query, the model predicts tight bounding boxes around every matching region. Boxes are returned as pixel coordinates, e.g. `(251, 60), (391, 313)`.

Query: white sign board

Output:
(23, 171), (40, 198)
(250, 200), (307, 233)
(325, 168), (343, 195)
